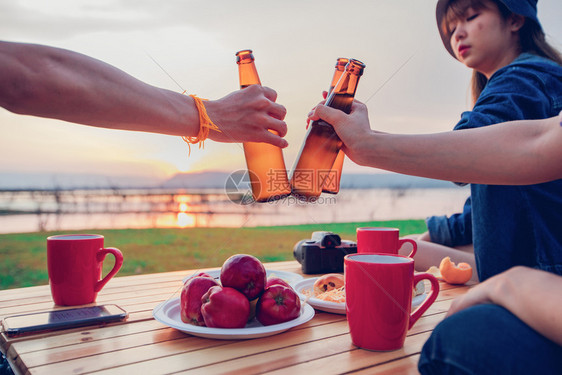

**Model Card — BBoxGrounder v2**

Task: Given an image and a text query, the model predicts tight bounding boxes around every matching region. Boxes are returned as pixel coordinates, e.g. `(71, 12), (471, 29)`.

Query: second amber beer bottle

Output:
(236, 50), (290, 202)
(290, 59), (366, 199)
(322, 58), (349, 195)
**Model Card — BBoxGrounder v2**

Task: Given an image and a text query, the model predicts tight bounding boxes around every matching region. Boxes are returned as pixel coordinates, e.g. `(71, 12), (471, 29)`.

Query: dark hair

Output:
(443, 0), (562, 105)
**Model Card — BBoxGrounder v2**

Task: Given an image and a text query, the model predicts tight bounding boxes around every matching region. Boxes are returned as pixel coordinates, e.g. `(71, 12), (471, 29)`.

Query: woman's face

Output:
(446, 1), (522, 77)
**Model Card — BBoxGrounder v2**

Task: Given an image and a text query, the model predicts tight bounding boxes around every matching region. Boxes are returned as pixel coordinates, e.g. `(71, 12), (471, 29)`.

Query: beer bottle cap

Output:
(236, 49), (254, 64)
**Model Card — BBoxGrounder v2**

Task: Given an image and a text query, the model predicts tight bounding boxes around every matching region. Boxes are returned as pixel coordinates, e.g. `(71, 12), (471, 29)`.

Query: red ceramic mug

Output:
(47, 234), (123, 306)
(344, 253), (439, 351)
(356, 227), (417, 258)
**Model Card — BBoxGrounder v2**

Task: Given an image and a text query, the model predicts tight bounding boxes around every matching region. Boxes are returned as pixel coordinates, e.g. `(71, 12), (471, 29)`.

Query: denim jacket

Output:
(435, 53), (562, 281)
(426, 197), (472, 247)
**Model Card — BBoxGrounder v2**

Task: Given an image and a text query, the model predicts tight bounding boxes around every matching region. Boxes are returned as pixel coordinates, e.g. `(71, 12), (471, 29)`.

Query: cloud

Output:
(0, 0), (164, 41)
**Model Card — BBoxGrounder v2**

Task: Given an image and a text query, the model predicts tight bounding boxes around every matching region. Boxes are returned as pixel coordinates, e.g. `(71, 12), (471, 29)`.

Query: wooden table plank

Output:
(15, 311), (344, 369)
(10, 319), (169, 355)
(0, 280), (185, 309)
(173, 317), (441, 375)
(352, 354), (421, 375)
(262, 332), (432, 375)
(77, 320), (353, 375)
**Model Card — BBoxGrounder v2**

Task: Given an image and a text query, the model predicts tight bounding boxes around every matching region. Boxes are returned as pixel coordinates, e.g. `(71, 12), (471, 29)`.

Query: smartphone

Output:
(1, 304), (128, 337)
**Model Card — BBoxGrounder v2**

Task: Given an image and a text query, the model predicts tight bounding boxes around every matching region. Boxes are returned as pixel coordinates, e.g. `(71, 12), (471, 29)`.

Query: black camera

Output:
(293, 231), (357, 274)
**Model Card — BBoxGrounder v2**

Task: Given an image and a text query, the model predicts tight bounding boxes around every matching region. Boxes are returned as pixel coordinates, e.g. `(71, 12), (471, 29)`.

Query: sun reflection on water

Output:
(175, 195), (195, 227)
(177, 212), (195, 227)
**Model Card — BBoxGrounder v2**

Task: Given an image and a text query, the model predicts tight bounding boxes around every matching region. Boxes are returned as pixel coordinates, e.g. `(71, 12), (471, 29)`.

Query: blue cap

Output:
(436, 0), (542, 59)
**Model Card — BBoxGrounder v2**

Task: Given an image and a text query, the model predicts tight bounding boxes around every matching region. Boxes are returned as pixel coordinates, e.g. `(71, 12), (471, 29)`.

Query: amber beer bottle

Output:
(236, 50), (290, 202)
(290, 59), (366, 199)
(322, 58), (349, 195)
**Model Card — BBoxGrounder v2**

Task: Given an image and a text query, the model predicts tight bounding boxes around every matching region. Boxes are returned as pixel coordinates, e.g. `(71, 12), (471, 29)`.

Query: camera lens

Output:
(293, 240), (308, 264)
(320, 234), (341, 248)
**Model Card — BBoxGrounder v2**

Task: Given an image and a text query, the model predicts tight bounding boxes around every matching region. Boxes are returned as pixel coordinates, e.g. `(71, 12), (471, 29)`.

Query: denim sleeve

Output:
(426, 197), (473, 247)
(454, 65), (557, 131)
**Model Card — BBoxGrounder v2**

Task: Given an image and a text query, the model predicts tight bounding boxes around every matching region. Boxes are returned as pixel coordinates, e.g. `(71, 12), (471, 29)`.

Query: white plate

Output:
(294, 278), (427, 315)
(182, 269), (304, 286)
(153, 297), (315, 339)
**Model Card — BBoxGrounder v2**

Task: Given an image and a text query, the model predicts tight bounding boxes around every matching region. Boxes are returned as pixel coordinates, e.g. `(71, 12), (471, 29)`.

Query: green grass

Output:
(0, 220), (425, 290)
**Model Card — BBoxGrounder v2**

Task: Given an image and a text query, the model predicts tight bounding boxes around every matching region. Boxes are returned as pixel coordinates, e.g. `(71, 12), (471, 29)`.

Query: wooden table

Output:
(0, 261), (471, 374)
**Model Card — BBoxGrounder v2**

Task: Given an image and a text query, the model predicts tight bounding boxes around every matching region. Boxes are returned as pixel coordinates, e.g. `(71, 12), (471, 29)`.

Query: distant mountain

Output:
(162, 171), (247, 189)
(0, 171), (461, 190)
(161, 171), (458, 190)
(0, 172), (162, 190)
(339, 173), (456, 189)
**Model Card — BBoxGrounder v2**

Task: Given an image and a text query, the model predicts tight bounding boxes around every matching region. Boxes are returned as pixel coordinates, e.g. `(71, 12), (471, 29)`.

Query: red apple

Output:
(185, 272), (214, 282)
(220, 254), (266, 301)
(265, 276), (292, 290)
(256, 285), (301, 326)
(195, 272), (214, 278)
(180, 276), (220, 325)
(201, 286), (250, 328)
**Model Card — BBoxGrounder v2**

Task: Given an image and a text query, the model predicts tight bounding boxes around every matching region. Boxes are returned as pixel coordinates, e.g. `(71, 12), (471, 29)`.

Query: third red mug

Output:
(47, 234), (123, 306)
(344, 253), (439, 351)
(356, 227), (417, 258)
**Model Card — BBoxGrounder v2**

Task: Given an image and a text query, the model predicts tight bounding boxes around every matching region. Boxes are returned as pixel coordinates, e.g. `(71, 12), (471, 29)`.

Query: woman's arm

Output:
(446, 266), (562, 346)
(309, 101), (562, 184)
(0, 41), (288, 147)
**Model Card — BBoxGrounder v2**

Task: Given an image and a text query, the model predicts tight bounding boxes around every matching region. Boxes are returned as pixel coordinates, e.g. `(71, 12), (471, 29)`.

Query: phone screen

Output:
(2, 304), (128, 336)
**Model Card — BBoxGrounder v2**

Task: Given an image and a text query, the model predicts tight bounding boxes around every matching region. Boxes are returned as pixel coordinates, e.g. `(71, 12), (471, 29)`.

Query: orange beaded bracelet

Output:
(182, 94), (220, 155)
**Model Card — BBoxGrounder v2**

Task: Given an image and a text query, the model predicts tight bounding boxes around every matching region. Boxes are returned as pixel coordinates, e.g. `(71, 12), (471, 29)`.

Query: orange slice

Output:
(439, 256), (472, 285)
(425, 266), (442, 279)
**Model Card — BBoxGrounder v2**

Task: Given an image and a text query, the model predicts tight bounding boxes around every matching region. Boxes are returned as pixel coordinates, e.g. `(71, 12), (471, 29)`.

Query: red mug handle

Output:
(408, 273), (439, 329)
(95, 247), (124, 293)
(398, 238), (417, 258)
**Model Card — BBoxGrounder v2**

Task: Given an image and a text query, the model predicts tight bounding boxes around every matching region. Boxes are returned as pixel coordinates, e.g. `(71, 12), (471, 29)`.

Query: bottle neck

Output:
(329, 69), (345, 94)
(238, 61), (261, 87)
(329, 58), (349, 93)
(326, 70), (361, 110)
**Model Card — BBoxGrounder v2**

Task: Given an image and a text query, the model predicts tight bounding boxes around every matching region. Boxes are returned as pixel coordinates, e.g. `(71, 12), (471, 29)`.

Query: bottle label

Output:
(266, 169), (292, 195)
(291, 169), (338, 195)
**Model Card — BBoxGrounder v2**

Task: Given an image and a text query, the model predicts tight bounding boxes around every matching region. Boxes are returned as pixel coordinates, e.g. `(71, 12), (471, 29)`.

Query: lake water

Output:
(0, 187), (470, 234)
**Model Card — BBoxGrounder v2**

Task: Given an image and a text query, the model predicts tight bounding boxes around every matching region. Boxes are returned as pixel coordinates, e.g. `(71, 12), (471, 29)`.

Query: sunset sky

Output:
(2, 0), (561, 183)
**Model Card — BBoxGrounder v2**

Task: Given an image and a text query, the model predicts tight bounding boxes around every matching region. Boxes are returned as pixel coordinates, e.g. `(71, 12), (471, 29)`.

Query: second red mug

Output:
(356, 227), (417, 258)
(47, 234), (123, 306)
